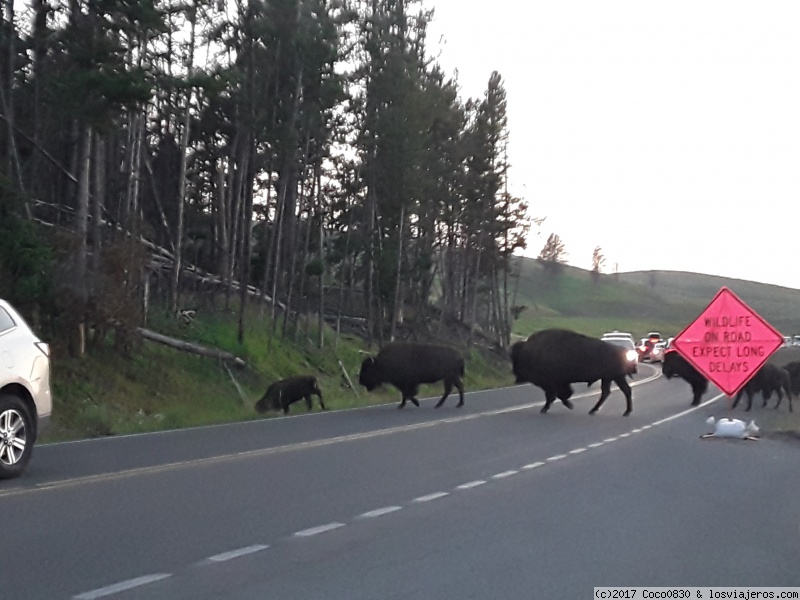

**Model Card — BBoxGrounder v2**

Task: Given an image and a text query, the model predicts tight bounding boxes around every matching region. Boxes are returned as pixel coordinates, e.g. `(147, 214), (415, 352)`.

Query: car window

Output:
(604, 338), (634, 349)
(0, 306), (16, 334)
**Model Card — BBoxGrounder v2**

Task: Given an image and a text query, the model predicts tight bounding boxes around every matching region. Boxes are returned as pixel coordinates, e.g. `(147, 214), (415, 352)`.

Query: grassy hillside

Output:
(511, 257), (800, 340)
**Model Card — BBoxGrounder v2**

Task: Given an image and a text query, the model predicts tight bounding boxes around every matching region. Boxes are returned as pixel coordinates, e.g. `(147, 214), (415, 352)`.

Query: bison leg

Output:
(317, 392), (327, 411)
(588, 380), (612, 415)
(557, 384), (574, 410)
(541, 388), (557, 413)
(690, 380), (707, 406)
(434, 380), (453, 408)
(616, 377), (633, 416)
(732, 389), (745, 410)
(455, 377), (465, 408)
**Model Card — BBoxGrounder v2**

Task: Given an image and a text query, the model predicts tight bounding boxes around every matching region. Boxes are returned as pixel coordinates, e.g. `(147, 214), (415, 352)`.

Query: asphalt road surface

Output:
(2, 363), (799, 599)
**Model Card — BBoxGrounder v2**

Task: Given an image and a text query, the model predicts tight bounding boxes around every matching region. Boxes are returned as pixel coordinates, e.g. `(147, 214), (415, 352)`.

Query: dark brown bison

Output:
(510, 328), (638, 416)
(732, 363), (793, 412)
(783, 361), (800, 396)
(255, 375), (325, 415)
(662, 349), (709, 406)
(358, 342), (465, 409)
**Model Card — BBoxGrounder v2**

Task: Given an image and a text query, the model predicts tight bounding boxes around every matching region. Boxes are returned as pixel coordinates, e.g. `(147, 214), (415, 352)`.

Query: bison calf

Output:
(358, 342), (466, 409)
(662, 350), (709, 406)
(255, 375), (325, 415)
(511, 328), (637, 416)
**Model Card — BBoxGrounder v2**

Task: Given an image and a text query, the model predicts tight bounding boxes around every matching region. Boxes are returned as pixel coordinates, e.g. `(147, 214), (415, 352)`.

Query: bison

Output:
(358, 342), (465, 409)
(510, 328), (638, 416)
(255, 375), (325, 415)
(782, 361), (800, 396)
(662, 349), (709, 406)
(732, 363), (793, 412)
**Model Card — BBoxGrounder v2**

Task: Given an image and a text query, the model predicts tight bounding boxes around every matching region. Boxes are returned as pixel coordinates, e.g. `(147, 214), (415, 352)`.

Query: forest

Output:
(0, 0), (533, 357)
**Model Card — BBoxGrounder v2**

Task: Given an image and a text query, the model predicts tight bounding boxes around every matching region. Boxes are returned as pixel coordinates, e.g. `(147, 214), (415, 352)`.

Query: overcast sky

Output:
(424, 0), (800, 290)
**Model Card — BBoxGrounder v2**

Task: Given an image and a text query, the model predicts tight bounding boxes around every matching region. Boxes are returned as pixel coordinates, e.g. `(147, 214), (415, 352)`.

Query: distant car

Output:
(793, 335), (800, 347)
(602, 331), (635, 344)
(636, 332), (665, 362)
(601, 336), (639, 365)
(649, 342), (666, 363)
(0, 299), (52, 479)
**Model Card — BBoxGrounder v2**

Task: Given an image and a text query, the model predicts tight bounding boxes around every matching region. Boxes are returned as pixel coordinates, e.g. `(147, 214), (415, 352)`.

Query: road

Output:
(2, 364), (799, 599)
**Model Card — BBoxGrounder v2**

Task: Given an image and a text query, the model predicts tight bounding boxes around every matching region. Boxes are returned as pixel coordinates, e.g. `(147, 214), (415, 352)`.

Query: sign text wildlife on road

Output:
(671, 287), (783, 397)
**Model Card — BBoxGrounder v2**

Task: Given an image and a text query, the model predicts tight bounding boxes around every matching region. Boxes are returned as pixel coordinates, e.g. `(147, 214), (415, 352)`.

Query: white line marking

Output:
(492, 470), (518, 479)
(358, 506), (402, 519)
(618, 433), (631, 438)
(294, 523), (345, 537)
(588, 442), (604, 448)
(413, 492), (450, 503)
(73, 574), (172, 599)
(547, 454), (567, 462)
(457, 480), (486, 489)
(631, 428), (642, 433)
(521, 461), (545, 470)
(651, 394), (724, 426)
(568, 448), (586, 455)
(205, 545), (269, 563)
(641, 424), (652, 430)
(603, 437), (618, 443)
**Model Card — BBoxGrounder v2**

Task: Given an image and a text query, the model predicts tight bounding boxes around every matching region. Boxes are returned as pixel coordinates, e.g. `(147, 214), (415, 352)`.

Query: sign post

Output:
(671, 287), (784, 397)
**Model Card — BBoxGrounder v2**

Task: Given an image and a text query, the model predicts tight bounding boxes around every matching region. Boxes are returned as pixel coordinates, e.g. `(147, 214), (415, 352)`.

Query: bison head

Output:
(358, 356), (380, 391)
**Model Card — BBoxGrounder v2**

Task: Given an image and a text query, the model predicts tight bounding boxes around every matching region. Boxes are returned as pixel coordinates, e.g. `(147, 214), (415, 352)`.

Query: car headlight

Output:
(625, 350), (638, 362)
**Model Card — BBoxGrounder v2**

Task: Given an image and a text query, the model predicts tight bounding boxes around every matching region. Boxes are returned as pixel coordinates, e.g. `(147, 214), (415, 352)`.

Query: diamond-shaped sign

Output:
(671, 287), (784, 397)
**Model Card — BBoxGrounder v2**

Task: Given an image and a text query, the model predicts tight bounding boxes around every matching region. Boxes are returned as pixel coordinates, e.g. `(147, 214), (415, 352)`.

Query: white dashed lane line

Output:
(546, 454), (567, 462)
(492, 470), (518, 479)
(521, 461), (545, 470)
(73, 574), (172, 600)
(72, 393), (725, 599)
(358, 506), (403, 519)
(293, 523), (346, 537)
(413, 492), (450, 503)
(457, 480), (487, 490)
(204, 545), (269, 563)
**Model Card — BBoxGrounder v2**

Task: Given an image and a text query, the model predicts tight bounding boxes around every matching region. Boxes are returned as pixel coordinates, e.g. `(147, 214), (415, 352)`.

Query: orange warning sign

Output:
(671, 287), (783, 397)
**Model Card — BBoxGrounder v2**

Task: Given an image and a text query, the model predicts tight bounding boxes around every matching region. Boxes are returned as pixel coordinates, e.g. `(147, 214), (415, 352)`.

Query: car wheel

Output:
(0, 394), (34, 479)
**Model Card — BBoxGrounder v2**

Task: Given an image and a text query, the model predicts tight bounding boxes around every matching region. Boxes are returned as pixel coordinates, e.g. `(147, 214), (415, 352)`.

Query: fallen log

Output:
(137, 328), (247, 367)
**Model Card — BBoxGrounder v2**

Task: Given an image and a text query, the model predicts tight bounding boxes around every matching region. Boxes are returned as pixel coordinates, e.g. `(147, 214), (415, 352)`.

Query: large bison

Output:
(255, 375), (325, 415)
(732, 363), (793, 412)
(358, 342), (465, 409)
(662, 349), (709, 406)
(510, 328), (638, 416)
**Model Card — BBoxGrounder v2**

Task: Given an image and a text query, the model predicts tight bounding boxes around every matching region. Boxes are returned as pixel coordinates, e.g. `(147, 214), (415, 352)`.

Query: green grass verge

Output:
(44, 305), (514, 442)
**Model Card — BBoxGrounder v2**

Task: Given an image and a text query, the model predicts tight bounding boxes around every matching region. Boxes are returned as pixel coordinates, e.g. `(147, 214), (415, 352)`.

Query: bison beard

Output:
(358, 342), (466, 409)
(510, 329), (637, 416)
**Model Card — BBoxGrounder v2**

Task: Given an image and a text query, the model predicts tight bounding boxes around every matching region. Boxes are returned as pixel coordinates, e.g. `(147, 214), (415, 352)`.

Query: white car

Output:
(601, 336), (639, 365)
(0, 299), (52, 478)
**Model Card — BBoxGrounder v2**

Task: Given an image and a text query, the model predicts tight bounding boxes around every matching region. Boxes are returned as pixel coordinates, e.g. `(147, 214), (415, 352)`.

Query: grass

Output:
(44, 303), (513, 442)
